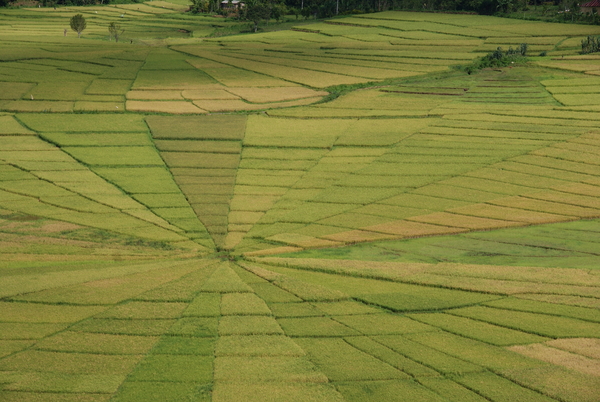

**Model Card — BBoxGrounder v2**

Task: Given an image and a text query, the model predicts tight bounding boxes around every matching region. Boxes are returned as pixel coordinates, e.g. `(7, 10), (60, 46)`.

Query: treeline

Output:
(4, 0), (599, 26)
(5, 0), (145, 6)
(192, 0), (502, 18)
(188, 0), (505, 19)
(191, 0), (596, 19)
(0, 0), (529, 15)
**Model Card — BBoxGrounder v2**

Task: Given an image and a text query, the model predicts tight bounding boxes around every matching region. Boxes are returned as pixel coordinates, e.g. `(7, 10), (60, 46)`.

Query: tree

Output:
(270, 3), (287, 22)
(70, 14), (86, 38)
(108, 22), (124, 42)
(244, 0), (271, 32)
(189, 0), (210, 13)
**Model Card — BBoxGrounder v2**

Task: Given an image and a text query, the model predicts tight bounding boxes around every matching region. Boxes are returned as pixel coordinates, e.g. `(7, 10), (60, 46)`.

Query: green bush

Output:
(581, 35), (600, 54)
(464, 45), (528, 74)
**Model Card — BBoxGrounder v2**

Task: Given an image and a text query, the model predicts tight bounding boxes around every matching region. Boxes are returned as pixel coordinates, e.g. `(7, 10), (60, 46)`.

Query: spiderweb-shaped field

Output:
(1, 8), (599, 402)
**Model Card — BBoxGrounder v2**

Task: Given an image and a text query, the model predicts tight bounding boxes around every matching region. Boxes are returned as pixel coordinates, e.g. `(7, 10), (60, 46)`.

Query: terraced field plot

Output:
(1, 5), (599, 402)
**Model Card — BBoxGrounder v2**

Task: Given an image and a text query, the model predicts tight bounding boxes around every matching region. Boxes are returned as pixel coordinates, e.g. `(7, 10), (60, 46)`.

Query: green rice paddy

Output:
(0, 4), (599, 401)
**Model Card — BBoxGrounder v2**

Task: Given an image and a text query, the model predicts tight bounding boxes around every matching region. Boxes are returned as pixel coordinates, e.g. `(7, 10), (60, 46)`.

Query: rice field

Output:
(0, 4), (599, 402)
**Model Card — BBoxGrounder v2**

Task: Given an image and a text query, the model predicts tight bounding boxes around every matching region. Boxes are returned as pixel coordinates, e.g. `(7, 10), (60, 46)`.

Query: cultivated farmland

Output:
(0, 4), (599, 402)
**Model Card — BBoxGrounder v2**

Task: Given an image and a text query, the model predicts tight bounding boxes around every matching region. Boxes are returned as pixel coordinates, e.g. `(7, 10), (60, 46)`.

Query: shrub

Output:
(70, 14), (86, 38)
(464, 45), (528, 74)
(581, 35), (600, 54)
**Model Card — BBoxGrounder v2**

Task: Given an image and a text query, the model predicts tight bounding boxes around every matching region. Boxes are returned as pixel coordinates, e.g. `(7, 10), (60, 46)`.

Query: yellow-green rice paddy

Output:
(0, 4), (599, 401)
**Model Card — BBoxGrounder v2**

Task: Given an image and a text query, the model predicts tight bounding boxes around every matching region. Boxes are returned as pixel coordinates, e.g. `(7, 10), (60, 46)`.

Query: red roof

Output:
(581, 0), (600, 6)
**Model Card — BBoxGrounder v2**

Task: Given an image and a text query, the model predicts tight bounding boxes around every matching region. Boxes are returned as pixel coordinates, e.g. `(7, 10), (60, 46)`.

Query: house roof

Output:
(581, 0), (600, 6)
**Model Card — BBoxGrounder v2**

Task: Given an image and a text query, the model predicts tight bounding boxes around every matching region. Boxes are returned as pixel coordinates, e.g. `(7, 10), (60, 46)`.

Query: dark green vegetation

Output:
(70, 13), (87, 38)
(464, 43), (528, 73)
(581, 35), (600, 53)
(0, 4), (599, 402)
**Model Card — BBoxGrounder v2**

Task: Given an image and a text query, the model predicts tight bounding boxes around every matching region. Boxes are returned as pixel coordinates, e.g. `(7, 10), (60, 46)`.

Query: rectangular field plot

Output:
(407, 313), (548, 346)
(0, 82), (36, 100)
(449, 204), (569, 225)
(454, 371), (558, 402)
(244, 116), (345, 148)
(249, 283), (302, 303)
(416, 378), (491, 402)
(92, 167), (182, 193)
(215, 335), (304, 356)
(266, 266), (496, 311)
(3, 100), (74, 112)
(161, 152), (239, 168)
(132, 69), (216, 90)
(112, 382), (210, 402)
(295, 337), (408, 381)
(185, 60), (300, 87)
(320, 90), (450, 111)
(151, 336), (215, 356)
(127, 90), (184, 100)
(312, 187), (400, 204)
(0, 302), (105, 323)
(218, 315), (283, 335)
(277, 316), (359, 337)
(269, 303), (323, 318)
(132, 193), (191, 208)
(373, 335), (482, 375)
(154, 140), (241, 153)
(33, 332), (159, 355)
(316, 213), (393, 229)
(403, 331), (546, 371)
(333, 314), (434, 335)
(220, 51), (404, 80)
(501, 365), (600, 402)
(147, 114), (246, 140)
(343, 336), (439, 377)
(211, 383), (344, 402)
(182, 51), (373, 88)
(226, 87), (328, 103)
(63, 147), (165, 166)
(269, 107), (429, 118)
(128, 354), (212, 382)
(27, 81), (90, 101)
(192, 98), (321, 112)
(17, 113), (147, 132)
(74, 101), (125, 112)
(449, 306), (600, 338)
(0, 136), (56, 151)
(431, 117), (584, 136)
(235, 174), (301, 188)
(0, 115), (35, 134)
(214, 355), (326, 382)
(168, 317), (218, 337)
(0, 350), (143, 375)
(484, 298), (600, 323)
(97, 302), (187, 320)
(86, 79), (132, 95)
(220, 293), (271, 316)
(126, 100), (204, 114)
(0, 322), (69, 340)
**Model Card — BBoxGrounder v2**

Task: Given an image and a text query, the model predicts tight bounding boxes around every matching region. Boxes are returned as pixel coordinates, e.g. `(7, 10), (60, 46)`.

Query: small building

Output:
(220, 0), (244, 9)
(581, 0), (600, 13)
